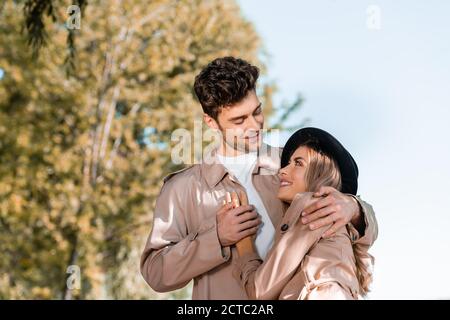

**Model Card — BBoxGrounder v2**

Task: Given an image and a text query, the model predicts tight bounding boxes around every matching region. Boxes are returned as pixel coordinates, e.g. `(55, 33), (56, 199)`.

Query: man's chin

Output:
(247, 144), (260, 153)
(246, 139), (263, 151)
(234, 141), (260, 153)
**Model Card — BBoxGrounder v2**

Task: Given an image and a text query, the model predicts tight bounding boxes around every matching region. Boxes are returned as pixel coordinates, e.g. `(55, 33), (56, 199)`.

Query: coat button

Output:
(280, 224), (289, 232)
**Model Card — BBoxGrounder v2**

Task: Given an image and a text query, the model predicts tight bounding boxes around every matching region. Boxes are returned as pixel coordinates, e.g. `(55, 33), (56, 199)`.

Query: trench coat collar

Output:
(200, 143), (281, 188)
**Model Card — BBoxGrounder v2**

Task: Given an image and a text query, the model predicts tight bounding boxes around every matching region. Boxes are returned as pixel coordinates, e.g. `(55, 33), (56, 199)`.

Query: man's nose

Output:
(247, 116), (261, 131)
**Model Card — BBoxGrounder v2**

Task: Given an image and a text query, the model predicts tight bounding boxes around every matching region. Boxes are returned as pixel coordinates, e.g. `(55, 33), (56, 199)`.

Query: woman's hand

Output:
(217, 191), (261, 247)
(225, 191), (257, 255)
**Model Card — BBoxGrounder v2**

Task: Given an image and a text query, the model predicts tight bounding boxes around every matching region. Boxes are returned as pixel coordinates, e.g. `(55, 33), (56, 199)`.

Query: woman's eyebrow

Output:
(292, 156), (305, 162)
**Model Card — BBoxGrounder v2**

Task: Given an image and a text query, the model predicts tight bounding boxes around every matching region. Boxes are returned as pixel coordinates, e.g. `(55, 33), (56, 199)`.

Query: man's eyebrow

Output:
(228, 103), (262, 121)
(229, 114), (246, 121)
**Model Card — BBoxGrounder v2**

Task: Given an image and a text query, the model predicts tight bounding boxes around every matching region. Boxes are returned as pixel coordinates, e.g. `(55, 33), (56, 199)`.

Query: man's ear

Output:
(203, 113), (220, 130)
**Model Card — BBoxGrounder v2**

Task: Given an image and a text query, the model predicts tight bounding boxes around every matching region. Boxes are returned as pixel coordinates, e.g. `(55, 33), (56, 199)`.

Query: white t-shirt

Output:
(217, 152), (275, 259)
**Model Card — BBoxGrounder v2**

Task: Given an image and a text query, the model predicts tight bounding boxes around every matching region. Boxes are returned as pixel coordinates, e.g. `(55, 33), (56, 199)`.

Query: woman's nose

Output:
(278, 166), (287, 177)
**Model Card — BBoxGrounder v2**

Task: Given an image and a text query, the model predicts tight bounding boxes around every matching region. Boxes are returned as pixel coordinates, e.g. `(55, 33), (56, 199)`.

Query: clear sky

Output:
(238, 0), (450, 299)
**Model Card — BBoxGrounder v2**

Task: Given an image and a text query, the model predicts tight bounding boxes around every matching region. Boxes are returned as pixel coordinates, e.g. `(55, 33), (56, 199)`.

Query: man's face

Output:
(205, 90), (264, 154)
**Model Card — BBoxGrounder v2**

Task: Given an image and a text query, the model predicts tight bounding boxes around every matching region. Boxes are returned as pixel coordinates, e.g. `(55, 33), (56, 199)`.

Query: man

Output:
(140, 57), (378, 299)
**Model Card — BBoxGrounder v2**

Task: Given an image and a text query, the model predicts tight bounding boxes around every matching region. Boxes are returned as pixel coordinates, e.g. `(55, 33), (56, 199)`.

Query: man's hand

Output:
(301, 186), (361, 238)
(217, 203), (261, 247)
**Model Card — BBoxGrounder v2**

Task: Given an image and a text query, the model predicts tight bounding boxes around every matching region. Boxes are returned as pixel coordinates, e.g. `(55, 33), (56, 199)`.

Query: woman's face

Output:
(277, 146), (309, 203)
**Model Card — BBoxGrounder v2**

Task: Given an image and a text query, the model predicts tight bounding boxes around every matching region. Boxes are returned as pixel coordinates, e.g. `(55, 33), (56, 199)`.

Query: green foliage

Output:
(0, 0), (302, 299)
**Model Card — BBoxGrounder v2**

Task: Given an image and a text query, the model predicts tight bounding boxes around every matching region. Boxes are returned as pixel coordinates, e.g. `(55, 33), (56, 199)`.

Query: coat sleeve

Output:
(140, 176), (231, 292)
(347, 195), (378, 248)
(233, 194), (328, 300)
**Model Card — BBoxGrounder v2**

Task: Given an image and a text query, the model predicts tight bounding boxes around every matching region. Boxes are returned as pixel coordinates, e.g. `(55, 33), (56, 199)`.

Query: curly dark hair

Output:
(194, 57), (260, 119)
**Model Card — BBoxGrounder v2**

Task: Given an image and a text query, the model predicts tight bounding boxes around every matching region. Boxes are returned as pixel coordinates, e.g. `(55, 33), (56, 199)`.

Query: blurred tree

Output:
(0, 0), (302, 299)
(6, 0), (87, 60)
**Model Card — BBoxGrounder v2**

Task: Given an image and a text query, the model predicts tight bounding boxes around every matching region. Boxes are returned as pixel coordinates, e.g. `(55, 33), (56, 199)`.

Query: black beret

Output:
(280, 127), (359, 195)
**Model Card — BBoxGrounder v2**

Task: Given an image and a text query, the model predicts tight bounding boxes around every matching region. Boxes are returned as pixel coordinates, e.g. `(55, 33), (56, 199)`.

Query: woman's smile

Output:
(279, 178), (292, 187)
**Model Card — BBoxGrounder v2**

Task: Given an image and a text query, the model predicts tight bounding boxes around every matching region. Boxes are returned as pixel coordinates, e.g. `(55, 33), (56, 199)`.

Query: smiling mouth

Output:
(245, 132), (260, 141)
(280, 180), (292, 187)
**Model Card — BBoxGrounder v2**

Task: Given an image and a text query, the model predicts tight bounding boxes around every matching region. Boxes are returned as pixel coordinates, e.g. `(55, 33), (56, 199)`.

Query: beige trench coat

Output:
(233, 192), (377, 300)
(140, 144), (378, 299)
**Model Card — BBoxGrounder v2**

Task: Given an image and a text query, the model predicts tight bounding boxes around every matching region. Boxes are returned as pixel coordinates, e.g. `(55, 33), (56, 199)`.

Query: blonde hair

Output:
(304, 147), (342, 193)
(303, 146), (373, 297)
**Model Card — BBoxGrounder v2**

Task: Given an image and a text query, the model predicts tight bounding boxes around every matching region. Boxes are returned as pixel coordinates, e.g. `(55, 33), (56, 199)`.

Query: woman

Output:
(232, 127), (374, 300)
